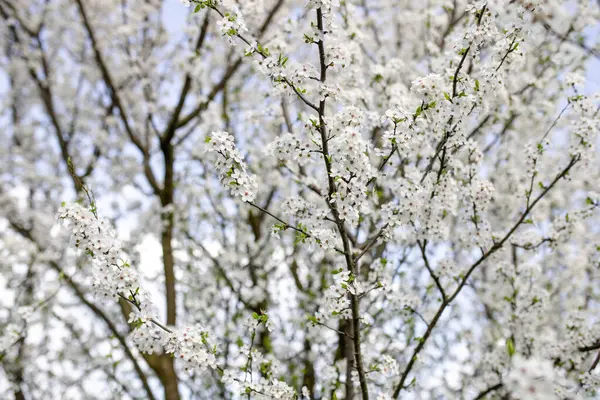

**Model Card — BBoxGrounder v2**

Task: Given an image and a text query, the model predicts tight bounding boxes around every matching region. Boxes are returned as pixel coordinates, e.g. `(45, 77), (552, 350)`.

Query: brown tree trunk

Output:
(159, 357), (180, 400)
(161, 219), (177, 326)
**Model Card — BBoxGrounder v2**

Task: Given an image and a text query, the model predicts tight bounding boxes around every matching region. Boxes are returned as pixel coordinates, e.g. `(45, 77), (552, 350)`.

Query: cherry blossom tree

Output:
(1, 0), (599, 399)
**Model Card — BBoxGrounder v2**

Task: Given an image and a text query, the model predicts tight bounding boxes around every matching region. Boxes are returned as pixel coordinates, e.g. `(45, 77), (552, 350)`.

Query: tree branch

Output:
(393, 155), (580, 397)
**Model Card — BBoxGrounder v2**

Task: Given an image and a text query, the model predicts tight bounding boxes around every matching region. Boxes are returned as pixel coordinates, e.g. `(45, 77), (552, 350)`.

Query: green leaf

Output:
(278, 53), (289, 67)
(474, 79), (480, 92)
(537, 143), (544, 153)
(506, 337), (516, 357)
(294, 231), (308, 245)
(414, 104), (423, 118)
(257, 42), (265, 54)
(132, 318), (144, 329)
(194, 4), (201, 12)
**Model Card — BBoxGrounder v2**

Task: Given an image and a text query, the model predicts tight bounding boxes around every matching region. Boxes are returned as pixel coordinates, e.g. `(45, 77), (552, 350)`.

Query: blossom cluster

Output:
(204, 131), (258, 202)
(326, 107), (375, 226)
(56, 203), (221, 373)
(312, 228), (339, 250)
(128, 308), (166, 355)
(322, 269), (363, 318)
(222, 370), (297, 400)
(57, 203), (139, 301)
(267, 132), (316, 166)
(216, 10), (248, 45)
(163, 326), (218, 372)
(505, 356), (558, 399)
(221, 319), (296, 399)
